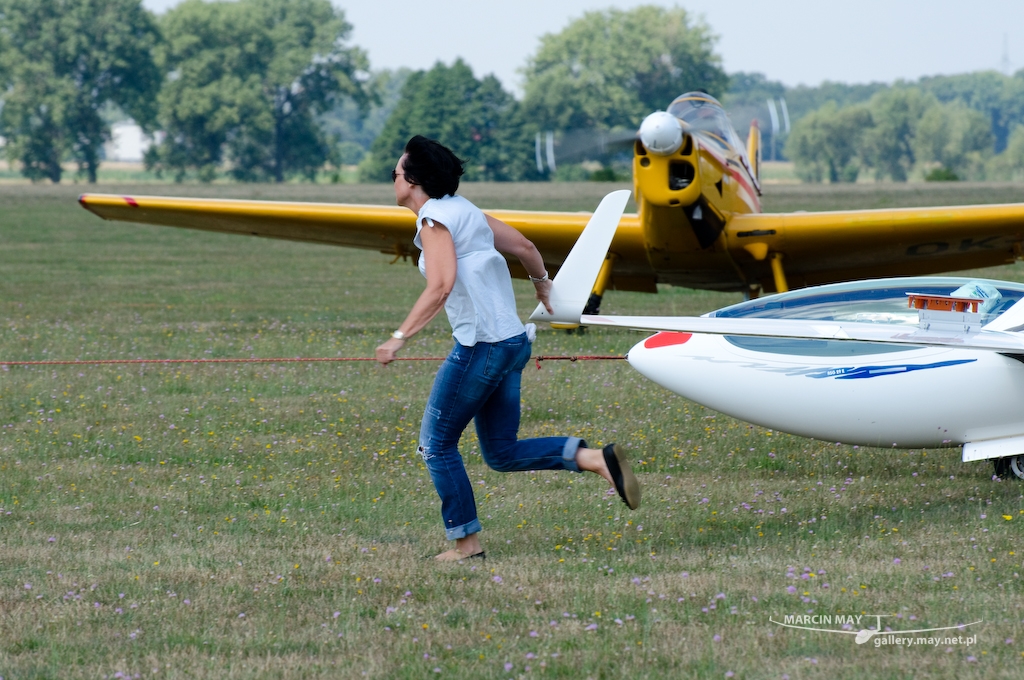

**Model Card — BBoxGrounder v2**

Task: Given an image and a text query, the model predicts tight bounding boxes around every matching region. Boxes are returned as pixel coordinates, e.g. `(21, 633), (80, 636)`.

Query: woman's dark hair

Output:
(402, 135), (465, 198)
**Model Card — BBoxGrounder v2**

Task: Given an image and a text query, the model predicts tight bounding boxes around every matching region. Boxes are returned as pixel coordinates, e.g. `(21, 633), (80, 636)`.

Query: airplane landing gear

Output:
(567, 254), (616, 334)
(565, 293), (604, 334)
(993, 455), (1024, 480)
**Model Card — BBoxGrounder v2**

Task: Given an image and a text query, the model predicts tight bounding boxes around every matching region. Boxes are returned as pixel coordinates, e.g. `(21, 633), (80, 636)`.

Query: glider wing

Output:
(582, 313), (1024, 353)
(529, 190), (631, 324)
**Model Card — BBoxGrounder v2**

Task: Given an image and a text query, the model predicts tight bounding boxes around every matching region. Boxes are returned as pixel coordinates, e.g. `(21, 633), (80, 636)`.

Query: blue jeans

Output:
(418, 332), (585, 540)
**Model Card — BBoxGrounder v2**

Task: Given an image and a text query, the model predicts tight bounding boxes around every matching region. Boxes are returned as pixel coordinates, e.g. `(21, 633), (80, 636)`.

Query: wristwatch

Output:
(528, 271), (549, 283)
(391, 330), (406, 340)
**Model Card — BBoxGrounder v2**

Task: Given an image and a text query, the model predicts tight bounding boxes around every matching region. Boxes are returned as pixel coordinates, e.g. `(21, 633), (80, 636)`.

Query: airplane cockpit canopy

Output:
(667, 92), (745, 152)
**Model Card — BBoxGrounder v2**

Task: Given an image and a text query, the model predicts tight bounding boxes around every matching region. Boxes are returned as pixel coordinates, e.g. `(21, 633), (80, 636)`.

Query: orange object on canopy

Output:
(906, 293), (983, 313)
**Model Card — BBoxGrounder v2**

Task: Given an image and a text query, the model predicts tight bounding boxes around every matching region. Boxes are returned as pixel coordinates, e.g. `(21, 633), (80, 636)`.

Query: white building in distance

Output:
(103, 121), (153, 162)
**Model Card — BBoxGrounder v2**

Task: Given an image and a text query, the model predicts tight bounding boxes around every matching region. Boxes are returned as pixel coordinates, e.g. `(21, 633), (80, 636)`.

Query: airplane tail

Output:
(747, 119), (761, 182)
(528, 189), (631, 326)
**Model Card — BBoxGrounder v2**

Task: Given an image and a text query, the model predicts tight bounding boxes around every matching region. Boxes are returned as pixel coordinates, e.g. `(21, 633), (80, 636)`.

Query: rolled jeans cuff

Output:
(445, 517), (483, 541)
(562, 437), (587, 473)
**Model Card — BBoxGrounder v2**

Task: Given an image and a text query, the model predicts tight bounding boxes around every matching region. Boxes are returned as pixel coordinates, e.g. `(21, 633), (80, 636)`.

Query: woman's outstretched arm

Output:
(375, 221), (457, 365)
(485, 214), (553, 314)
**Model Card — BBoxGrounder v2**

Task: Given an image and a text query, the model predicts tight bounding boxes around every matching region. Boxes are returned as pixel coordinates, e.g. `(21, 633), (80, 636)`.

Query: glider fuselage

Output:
(622, 276), (1024, 451)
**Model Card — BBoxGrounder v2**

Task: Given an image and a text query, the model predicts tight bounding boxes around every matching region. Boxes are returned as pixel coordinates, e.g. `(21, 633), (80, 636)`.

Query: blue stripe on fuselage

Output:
(807, 359), (976, 380)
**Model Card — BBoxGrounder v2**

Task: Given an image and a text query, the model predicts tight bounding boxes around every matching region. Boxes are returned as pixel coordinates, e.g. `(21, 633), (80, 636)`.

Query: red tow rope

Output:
(1, 355), (624, 369)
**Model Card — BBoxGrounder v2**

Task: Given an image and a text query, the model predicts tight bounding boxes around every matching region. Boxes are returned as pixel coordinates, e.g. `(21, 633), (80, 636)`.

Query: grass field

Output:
(2, 182), (1024, 679)
(0, 162), (368, 186)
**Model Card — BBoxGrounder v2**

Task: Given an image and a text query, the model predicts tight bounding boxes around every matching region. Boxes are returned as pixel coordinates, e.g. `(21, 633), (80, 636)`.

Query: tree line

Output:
(776, 73), (1024, 183)
(0, 1), (727, 183)
(0, 0), (373, 183)
(3, 0), (1024, 184)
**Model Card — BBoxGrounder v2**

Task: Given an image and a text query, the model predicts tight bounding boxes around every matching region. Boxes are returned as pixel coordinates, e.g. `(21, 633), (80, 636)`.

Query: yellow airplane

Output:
(80, 92), (1024, 309)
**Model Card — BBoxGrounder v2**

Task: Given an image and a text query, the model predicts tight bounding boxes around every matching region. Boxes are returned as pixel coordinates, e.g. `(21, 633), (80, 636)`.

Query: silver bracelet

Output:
(528, 271), (549, 283)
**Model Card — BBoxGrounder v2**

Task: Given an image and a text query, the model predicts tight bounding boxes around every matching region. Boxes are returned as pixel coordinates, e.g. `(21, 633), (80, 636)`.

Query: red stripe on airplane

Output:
(700, 144), (761, 212)
(644, 332), (692, 348)
(728, 168), (758, 207)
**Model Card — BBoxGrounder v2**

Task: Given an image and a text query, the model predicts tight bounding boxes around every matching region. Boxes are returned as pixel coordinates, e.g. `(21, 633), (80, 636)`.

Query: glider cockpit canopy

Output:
(710, 277), (1024, 327)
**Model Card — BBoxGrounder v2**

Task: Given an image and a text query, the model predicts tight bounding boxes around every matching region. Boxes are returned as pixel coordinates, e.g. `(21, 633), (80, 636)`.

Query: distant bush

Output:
(589, 165), (622, 182)
(924, 166), (960, 181)
(552, 164), (592, 182)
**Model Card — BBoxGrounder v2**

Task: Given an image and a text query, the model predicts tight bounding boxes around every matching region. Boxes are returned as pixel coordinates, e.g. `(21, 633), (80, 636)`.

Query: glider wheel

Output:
(993, 456), (1024, 480)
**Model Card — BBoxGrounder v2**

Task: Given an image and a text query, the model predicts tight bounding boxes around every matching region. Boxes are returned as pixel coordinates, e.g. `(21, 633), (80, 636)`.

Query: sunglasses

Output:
(391, 170), (404, 182)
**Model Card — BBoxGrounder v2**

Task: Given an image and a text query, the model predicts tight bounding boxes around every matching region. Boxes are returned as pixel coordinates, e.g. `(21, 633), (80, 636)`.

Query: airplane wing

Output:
(726, 204), (1024, 287)
(77, 193), (650, 288)
(79, 194), (1024, 295)
(582, 314), (1024, 353)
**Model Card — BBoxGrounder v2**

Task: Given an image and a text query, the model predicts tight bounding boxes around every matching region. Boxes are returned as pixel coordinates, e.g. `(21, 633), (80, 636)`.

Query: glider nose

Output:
(626, 332), (693, 382)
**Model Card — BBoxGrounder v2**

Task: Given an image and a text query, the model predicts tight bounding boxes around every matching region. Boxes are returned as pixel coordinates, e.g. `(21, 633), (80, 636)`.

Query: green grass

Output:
(759, 161), (799, 184)
(0, 162), (366, 185)
(2, 183), (1024, 678)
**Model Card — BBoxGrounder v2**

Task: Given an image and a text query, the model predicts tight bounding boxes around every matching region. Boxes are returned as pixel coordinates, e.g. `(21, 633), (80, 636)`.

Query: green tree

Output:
(784, 115), (825, 183)
(522, 6), (727, 132)
(0, 0), (160, 183)
(989, 124), (1024, 179)
(715, 71), (1024, 166)
(785, 102), (873, 183)
(320, 68), (412, 165)
(783, 80), (887, 128)
(722, 72), (788, 160)
(360, 60), (537, 183)
(918, 71), (1020, 152)
(913, 100), (992, 180)
(146, 0), (370, 182)
(861, 88), (935, 181)
(723, 72), (786, 105)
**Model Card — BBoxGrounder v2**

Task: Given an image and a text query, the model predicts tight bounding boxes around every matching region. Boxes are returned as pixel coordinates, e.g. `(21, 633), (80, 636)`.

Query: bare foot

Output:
(575, 447), (614, 486)
(434, 535), (483, 561)
(433, 548), (484, 562)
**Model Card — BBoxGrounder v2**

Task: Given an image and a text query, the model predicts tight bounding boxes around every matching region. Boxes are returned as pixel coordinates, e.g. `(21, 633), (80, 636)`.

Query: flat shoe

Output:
(603, 443), (640, 510)
(428, 549), (487, 562)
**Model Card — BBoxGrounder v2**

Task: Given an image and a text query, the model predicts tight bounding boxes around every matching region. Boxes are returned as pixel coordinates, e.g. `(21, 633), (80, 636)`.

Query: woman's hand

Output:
(375, 337), (405, 365)
(534, 279), (554, 314)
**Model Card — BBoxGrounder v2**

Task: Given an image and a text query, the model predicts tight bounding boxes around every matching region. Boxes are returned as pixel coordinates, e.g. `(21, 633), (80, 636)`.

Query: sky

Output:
(141, 0), (1024, 96)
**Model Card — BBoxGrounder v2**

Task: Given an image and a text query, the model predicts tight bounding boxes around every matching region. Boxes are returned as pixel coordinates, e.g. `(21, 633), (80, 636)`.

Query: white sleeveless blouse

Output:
(414, 195), (526, 346)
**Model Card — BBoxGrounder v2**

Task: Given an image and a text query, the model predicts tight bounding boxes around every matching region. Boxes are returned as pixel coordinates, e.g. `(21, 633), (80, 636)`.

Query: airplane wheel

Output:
(993, 456), (1024, 480)
(1009, 456), (1024, 480)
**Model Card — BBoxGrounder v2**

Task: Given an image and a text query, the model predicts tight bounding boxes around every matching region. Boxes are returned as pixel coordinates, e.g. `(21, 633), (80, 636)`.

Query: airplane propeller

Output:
(534, 128), (637, 174)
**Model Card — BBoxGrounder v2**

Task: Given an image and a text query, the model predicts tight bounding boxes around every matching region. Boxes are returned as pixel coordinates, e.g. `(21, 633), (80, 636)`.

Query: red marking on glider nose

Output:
(123, 196), (139, 207)
(643, 332), (692, 348)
